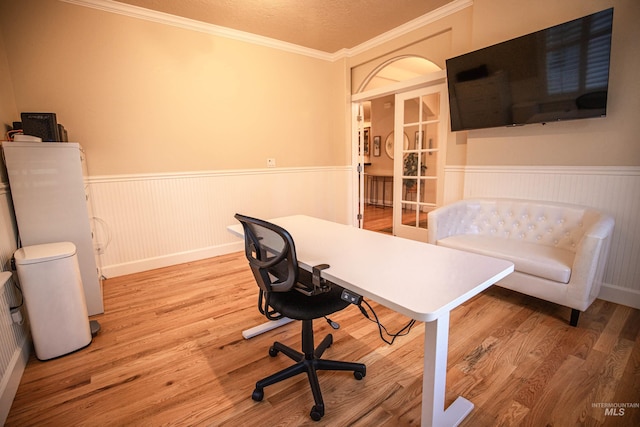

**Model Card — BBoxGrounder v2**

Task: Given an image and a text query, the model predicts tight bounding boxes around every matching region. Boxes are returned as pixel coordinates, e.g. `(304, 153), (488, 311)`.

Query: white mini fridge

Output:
(2, 141), (104, 315)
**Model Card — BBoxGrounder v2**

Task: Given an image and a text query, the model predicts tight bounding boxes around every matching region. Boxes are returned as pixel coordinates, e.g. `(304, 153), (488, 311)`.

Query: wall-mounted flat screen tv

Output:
(446, 8), (613, 132)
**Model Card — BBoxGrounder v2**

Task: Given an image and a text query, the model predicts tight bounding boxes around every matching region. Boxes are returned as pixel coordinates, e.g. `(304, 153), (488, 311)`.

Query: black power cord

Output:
(7, 257), (24, 310)
(358, 298), (416, 345)
(9, 283), (24, 310)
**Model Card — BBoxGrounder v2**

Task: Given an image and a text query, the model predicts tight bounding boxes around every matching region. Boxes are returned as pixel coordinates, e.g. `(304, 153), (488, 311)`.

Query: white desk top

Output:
(228, 215), (513, 322)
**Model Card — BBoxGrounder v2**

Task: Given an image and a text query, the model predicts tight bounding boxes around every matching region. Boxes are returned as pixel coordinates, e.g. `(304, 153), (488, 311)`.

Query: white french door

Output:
(392, 84), (447, 241)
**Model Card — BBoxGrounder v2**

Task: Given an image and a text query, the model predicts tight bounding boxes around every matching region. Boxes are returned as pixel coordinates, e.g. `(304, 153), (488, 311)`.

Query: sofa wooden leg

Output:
(570, 309), (580, 327)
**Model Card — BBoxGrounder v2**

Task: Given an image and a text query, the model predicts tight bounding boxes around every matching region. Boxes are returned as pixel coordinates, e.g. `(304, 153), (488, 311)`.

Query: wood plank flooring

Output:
(362, 204), (427, 234)
(363, 203), (394, 233)
(6, 210), (640, 426)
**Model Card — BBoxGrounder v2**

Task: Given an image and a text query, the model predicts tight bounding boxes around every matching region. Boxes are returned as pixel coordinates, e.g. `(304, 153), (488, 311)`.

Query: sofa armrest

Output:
(427, 200), (473, 244)
(566, 214), (615, 309)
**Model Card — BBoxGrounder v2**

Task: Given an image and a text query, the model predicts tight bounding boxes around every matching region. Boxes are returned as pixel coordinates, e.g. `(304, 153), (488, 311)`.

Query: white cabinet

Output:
(2, 141), (104, 315)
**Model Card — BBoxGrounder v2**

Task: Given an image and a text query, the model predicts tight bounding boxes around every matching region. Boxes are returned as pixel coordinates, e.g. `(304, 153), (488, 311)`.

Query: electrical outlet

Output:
(266, 158), (276, 168)
(341, 289), (362, 305)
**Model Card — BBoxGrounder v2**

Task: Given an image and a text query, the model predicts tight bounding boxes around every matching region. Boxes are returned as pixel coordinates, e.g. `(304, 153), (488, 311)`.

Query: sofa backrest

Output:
(461, 199), (600, 252)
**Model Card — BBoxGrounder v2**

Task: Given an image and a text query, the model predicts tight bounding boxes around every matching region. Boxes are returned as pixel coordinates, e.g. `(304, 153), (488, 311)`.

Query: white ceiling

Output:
(114, 0), (452, 53)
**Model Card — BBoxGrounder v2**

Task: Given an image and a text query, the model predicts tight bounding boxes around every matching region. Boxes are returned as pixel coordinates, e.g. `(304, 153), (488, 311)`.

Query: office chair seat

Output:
(235, 213), (366, 421)
(267, 272), (350, 320)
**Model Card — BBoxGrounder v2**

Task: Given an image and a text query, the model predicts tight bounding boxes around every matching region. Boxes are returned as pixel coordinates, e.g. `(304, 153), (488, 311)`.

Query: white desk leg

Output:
(242, 317), (294, 339)
(422, 312), (474, 427)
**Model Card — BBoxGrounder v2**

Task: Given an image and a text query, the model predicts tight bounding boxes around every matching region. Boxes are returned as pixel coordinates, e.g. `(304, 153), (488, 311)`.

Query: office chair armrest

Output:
(294, 264), (333, 296)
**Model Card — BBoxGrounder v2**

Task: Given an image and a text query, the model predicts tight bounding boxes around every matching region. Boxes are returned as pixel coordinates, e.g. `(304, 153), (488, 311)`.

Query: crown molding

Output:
(60, 0), (472, 62)
(342, 0), (473, 59)
(60, 0), (335, 60)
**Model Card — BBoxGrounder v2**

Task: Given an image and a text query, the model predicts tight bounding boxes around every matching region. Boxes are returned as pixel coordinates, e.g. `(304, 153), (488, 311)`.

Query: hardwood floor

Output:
(6, 215), (640, 426)
(362, 203), (427, 234)
(363, 203), (394, 233)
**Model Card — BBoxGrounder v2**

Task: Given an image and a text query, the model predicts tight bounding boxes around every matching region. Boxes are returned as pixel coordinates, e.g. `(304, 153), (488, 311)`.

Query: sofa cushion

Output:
(437, 235), (574, 283)
(450, 200), (590, 252)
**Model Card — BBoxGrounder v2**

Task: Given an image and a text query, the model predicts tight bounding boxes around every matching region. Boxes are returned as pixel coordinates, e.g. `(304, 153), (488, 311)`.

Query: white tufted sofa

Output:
(427, 198), (615, 326)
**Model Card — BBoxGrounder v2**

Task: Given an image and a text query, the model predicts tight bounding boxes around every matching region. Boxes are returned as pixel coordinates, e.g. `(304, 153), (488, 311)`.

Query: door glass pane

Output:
(405, 125), (419, 150)
(404, 97), (420, 124)
(418, 207), (429, 229)
(403, 152), (421, 177)
(421, 93), (440, 120)
(402, 177), (418, 201)
(402, 204), (428, 228)
(414, 125), (424, 150)
(420, 179), (437, 204)
(421, 152), (437, 177)
(424, 123), (438, 150)
(401, 203), (418, 226)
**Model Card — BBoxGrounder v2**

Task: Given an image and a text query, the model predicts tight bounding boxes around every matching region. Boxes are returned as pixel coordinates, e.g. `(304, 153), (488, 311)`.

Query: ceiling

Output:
(114, 0), (452, 53)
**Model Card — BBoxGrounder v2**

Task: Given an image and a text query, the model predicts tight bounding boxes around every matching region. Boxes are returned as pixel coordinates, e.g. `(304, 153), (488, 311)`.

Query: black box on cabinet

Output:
(21, 112), (62, 142)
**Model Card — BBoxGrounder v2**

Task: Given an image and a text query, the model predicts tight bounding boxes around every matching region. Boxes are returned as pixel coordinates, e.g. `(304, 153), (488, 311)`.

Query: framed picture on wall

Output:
(373, 136), (381, 157)
(363, 127), (370, 155)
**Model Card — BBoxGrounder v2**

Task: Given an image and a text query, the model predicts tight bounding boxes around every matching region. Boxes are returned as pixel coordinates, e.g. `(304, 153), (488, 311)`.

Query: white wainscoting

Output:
(0, 186), (30, 424)
(443, 165), (640, 309)
(91, 164), (640, 309)
(443, 166), (466, 204)
(88, 166), (353, 278)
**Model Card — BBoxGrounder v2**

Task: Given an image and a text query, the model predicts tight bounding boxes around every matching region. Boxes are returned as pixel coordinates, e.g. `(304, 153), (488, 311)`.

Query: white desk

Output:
(228, 215), (513, 427)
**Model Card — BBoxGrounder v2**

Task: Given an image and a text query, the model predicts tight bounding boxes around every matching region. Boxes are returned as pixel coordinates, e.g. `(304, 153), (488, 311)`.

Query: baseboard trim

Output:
(101, 241), (244, 278)
(598, 283), (640, 310)
(0, 335), (30, 425)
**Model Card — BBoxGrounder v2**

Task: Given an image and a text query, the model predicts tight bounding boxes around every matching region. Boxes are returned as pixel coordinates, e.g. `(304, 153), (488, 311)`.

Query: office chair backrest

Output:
(234, 214), (299, 294)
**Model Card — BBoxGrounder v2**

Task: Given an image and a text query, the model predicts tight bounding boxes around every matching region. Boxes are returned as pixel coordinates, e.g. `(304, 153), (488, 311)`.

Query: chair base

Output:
(252, 319), (366, 421)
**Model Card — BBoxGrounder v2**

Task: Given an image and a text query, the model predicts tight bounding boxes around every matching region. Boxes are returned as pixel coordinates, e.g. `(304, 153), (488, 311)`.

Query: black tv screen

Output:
(446, 8), (613, 132)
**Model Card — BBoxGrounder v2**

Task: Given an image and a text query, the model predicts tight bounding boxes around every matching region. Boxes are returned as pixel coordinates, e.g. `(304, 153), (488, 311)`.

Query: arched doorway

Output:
(352, 55), (447, 240)
(357, 55), (442, 93)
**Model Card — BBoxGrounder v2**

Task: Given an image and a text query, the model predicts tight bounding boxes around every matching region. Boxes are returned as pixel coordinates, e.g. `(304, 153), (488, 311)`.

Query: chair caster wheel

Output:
(252, 388), (264, 401)
(354, 369), (365, 380)
(268, 346), (278, 357)
(310, 404), (324, 421)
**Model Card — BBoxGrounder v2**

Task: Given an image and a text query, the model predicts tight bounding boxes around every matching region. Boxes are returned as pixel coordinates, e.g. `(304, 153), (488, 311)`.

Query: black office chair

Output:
(234, 214), (366, 421)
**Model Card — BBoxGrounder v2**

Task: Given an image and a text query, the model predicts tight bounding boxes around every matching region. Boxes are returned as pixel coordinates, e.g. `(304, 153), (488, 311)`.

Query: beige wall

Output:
(0, 0), (348, 176)
(1, 0), (638, 177)
(465, 0), (640, 166)
(0, 31), (18, 182)
(0, 34), (17, 135)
